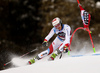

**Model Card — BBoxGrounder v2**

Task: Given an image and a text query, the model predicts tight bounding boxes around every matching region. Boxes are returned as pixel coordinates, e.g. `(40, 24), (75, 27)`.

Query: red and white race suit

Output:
(38, 24), (71, 58)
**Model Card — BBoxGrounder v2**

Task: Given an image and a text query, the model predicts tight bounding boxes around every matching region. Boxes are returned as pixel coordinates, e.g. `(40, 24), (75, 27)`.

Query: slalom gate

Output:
(68, 0), (96, 55)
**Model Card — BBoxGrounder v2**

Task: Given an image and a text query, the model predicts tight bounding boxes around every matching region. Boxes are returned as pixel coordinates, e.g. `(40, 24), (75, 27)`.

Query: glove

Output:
(63, 44), (69, 53)
(63, 46), (68, 53)
(42, 39), (48, 47)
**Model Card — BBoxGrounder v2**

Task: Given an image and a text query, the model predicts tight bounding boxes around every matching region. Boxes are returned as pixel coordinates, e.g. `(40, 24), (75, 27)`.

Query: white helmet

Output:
(52, 17), (62, 26)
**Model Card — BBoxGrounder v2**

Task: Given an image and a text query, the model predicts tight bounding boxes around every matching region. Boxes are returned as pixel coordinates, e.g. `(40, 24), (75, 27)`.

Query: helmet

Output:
(52, 17), (62, 26)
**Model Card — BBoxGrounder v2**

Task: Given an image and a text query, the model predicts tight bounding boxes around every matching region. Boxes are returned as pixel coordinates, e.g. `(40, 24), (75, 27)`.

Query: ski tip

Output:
(48, 57), (54, 61)
(28, 61), (31, 65)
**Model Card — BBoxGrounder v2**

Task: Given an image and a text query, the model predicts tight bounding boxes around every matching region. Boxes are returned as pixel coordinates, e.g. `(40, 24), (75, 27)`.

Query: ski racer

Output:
(29, 17), (71, 64)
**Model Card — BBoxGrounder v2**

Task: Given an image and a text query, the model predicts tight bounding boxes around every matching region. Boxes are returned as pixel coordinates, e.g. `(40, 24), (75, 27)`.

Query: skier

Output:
(29, 17), (71, 64)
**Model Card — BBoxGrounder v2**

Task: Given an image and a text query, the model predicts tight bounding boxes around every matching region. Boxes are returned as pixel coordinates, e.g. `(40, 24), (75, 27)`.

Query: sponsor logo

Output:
(42, 52), (47, 56)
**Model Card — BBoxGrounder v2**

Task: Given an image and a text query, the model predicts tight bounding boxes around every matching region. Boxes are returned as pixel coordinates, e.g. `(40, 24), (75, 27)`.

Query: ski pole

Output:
(4, 48), (38, 66)
(59, 53), (62, 59)
(20, 48), (38, 58)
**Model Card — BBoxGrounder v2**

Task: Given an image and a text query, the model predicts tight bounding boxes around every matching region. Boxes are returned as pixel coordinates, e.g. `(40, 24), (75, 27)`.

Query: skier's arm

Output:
(42, 28), (55, 47)
(44, 28), (55, 42)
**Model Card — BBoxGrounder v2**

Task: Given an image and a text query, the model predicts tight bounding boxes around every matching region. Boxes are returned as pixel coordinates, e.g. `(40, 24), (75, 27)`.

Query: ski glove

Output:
(42, 39), (48, 47)
(63, 44), (69, 53)
(63, 46), (68, 53)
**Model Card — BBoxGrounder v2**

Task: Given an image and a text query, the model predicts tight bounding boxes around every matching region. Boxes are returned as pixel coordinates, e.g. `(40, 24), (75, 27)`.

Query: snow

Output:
(1, 51), (100, 73)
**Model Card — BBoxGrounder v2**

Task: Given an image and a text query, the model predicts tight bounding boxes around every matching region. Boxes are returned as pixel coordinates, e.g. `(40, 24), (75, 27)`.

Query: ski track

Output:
(1, 51), (100, 73)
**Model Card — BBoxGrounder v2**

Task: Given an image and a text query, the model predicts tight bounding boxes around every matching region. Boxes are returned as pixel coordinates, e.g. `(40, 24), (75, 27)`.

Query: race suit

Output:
(38, 24), (71, 59)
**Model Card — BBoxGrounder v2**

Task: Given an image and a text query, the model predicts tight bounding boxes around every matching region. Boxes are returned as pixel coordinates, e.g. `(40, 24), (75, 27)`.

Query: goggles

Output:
(54, 24), (61, 29)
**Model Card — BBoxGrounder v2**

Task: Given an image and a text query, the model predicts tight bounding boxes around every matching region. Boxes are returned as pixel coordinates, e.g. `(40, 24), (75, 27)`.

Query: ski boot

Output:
(49, 49), (62, 61)
(28, 55), (40, 64)
(29, 58), (35, 64)
(49, 53), (57, 61)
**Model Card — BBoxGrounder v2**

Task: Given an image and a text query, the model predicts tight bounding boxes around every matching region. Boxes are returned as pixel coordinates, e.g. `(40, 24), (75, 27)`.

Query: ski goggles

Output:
(54, 24), (61, 29)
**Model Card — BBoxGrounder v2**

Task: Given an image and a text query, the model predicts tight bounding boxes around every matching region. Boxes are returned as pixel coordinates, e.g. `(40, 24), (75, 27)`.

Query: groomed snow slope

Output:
(0, 52), (100, 73)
